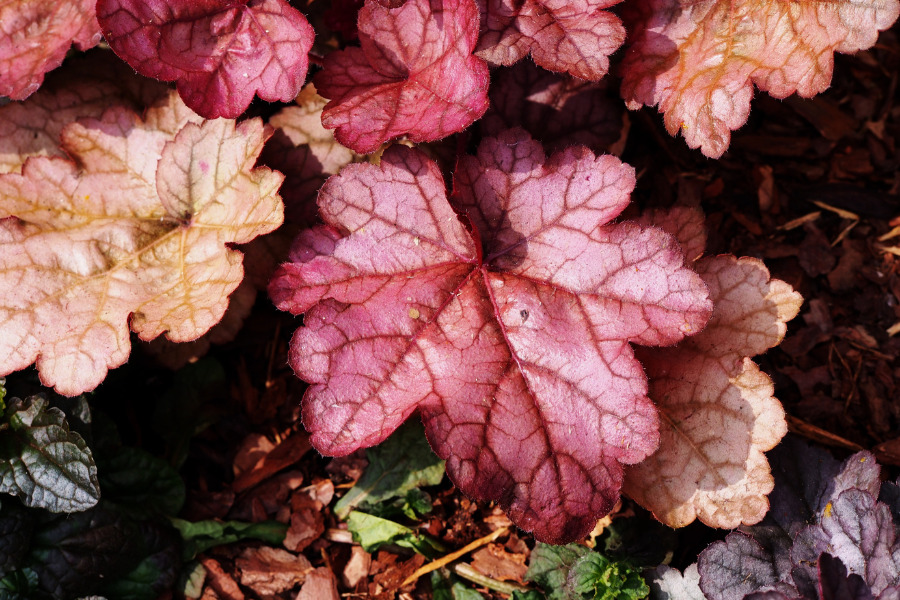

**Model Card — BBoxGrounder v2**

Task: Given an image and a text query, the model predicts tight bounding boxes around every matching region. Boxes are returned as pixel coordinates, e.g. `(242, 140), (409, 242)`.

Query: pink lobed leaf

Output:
(0, 90), (284, 396)
(269, 129), (712, 543)
(475, 0), (625, 80)
(0, 52), (170, 175)
(313, 0), (490, 154)
(624, 207), (802, 528)
(0, 0), (101, 100)
(619, 0), (900, 157)
(96, 0), (314, 119)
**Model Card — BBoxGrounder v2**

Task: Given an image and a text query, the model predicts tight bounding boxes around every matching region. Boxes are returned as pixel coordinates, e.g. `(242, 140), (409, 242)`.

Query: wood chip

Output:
(296, 567), (340, 600)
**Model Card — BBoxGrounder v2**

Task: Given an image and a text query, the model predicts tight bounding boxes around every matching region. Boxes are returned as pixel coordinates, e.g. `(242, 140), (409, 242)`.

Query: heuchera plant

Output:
(0, 0), (897, 546)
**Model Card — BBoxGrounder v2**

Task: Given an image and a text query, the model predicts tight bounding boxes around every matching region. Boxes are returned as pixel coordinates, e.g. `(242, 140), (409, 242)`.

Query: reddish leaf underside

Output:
(476, 0), (625, 80)
(269, 129), (712, 543)
(620, 0), (900, 157)
(0, 0), (101, 100)
(0, 91), (283, 396)
(314, 0), (490, 154)
(97, 0), (314, 119)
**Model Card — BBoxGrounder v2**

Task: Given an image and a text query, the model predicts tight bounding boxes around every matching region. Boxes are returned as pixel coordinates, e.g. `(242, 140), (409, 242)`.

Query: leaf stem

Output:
(451, 563), (533, 595)
(401, 526), (508, 586)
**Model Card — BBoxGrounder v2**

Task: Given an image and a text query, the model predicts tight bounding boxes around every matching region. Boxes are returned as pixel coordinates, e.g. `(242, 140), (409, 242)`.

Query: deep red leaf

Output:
(97, 0), (314, 119)
(269, 129), (712, 543)
(313, 0), (490, 153)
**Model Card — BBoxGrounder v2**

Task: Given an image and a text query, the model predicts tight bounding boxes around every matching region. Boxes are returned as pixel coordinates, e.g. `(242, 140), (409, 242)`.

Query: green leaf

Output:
(170, 518), (288, 560)
(0, 379), (6, 412)
(0, 395), (99, 512)
(346, 511), (444, 556)
(335, 420), (445, 520)
(0, 567), (37, 599)
(511, 591), (545, 600)
(600, 516), (677, 567)
(27, 506), (145, 598)
(526, 543), (593, 600)
(152, 358), (227, 469)
(97, 446), (185, 517)
(431, 570), (486, 600)
(178, 561), (206, 600)
(99, 521), (181, 600)
(567, 554), (649, 600)
(0, 500), (33, 578)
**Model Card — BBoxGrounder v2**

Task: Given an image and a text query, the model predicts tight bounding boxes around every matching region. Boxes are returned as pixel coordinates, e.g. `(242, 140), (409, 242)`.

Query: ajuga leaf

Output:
(624, 207), (802, 529)
(314, 0), (490, 153)
(697, 445), (900, 599)
(97, 0), (315, 119)
(620, 0), (900, 157)
(476, 0), (625, 80)
(0, 395), (99, 512)
(269, 129), (711, 544)
(0, 90), (284, 396)
(0, 0), (101, 100)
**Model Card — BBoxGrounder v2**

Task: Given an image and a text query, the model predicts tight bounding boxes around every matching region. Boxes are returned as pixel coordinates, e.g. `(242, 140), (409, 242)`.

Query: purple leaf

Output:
(767, 439), (880, 537)
(818, 554), (875, 600)
(793, 489), (900, 596)
(269, 129), (712, 543)
(314, 0), (490, 153)
(97, 0), (314, 119)
(698, 531), (786, 600)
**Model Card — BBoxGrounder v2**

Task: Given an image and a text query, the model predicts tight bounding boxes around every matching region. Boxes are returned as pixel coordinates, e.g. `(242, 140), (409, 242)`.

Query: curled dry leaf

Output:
(620, 0), (900, 157)
(97, 0), (315, 119)
(0, 0), (101, 100)
(314, 0), (490, 153)
(0, 90), (283, 396)
(476, 0), (625, 80)
(624, 208), (803, 528)
(269, 129), (712, 543)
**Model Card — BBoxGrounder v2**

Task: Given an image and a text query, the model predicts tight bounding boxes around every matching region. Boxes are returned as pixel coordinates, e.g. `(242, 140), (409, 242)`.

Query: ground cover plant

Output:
(0, 0), (899, 598)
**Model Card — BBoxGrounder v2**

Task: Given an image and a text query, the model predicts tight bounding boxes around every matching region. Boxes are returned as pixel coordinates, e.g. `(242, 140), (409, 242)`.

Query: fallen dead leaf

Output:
(471, 543), (528, 582)
(235, 546), (314, 596)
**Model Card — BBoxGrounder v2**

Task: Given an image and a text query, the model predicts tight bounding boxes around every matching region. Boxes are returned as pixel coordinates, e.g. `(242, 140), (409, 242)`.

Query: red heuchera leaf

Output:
(624, 207), (802, 529)
(0, 0), (101, 100)
(619, 0), (900, 158)
(481, 61), (624, 155)
(96, 0), (314, 119)
(475, 0), (625, 80)
(313, 0), (490, 154)
(0, 90), (284, 396)
(269, 129), (712, 543)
